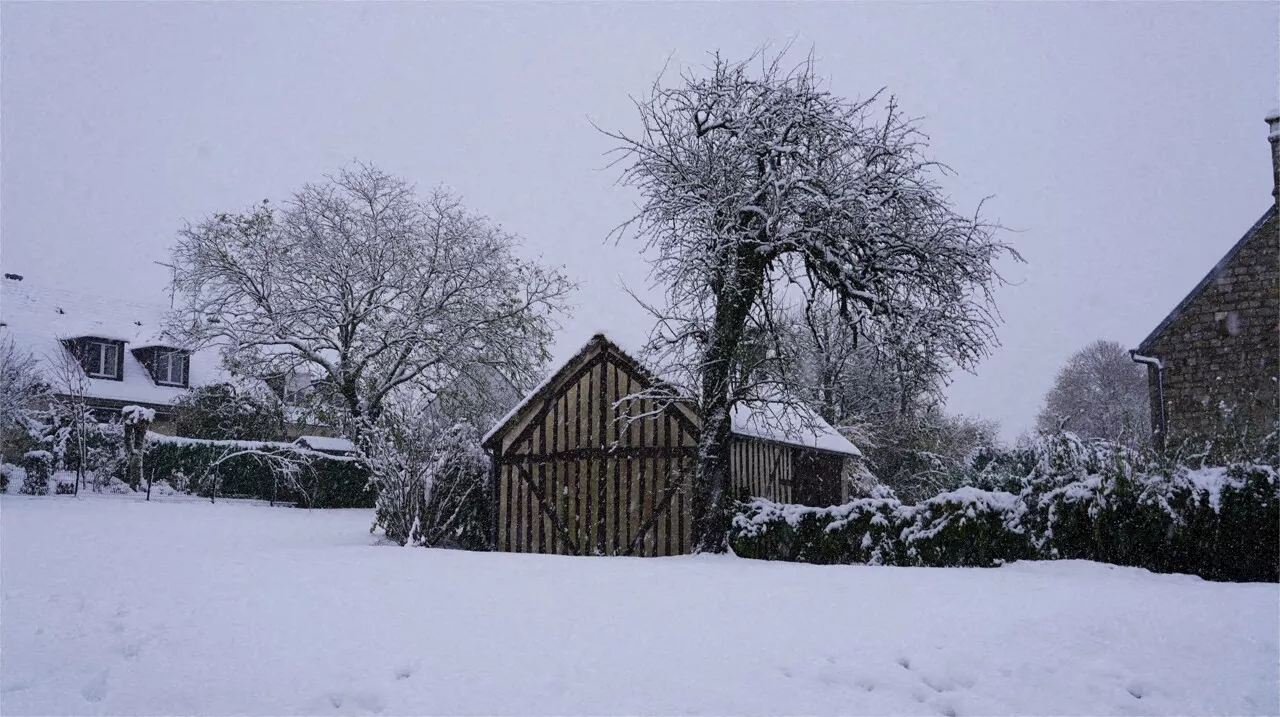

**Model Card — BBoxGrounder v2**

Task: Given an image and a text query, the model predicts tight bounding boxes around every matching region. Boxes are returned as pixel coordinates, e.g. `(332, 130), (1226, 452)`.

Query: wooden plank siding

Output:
(489, 335), (852, 557)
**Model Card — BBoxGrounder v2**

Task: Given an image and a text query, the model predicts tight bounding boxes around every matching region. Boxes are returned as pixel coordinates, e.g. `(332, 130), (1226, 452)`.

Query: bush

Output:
(731, 432), (1279, 582)
(732, 487), (1031, 569)
(0, 462), (22, 493)
(19, 451), (52, 495)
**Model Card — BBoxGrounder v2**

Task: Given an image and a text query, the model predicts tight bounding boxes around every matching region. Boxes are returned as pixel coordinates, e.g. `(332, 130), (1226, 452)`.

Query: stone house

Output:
(1131, 114), (1280, 450)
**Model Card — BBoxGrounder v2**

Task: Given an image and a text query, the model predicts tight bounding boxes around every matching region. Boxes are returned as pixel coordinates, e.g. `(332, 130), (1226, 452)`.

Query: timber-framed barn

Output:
(481, 334), (862, 557)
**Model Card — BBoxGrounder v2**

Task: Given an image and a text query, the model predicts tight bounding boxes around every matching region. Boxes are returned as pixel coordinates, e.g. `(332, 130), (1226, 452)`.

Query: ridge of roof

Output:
(1136, 204), (1277, 354)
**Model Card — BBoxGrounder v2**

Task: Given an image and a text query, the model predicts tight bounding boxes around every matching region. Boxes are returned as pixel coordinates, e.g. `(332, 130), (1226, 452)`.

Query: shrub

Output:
(19, 450), (52, 495)
(900, 488), (1034, 567)
(0, 462), (22, 493)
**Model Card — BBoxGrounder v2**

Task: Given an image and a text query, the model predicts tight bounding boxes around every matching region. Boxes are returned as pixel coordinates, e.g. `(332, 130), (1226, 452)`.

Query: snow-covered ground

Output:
(2, 493), (1276, 716)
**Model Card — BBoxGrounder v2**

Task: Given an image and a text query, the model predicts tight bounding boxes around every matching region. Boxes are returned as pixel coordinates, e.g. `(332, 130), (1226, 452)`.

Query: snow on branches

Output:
(167, 164), (574, 432)
(603, 50), (1017, 551)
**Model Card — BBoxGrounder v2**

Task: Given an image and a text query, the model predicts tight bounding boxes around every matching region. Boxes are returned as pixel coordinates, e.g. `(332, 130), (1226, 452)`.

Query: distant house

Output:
(1, 277), (228, 431)
(481, 333), (862, 557)
(0, 276), (331, 438)
(1131, 114), (1280, 449)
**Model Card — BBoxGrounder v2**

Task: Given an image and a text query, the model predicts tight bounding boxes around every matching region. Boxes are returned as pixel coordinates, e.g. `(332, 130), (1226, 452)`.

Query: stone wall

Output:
(1144, 209), (1279, 451)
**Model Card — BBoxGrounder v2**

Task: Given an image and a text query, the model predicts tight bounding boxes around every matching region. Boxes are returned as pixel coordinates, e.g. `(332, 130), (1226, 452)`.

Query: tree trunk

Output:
(691, 252), (765, 553)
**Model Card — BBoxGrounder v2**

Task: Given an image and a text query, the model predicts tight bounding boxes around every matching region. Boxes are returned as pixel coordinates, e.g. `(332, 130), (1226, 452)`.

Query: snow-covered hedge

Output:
(732, 487), (1034, 569)
(732, 434), (1278, 582)
(145, 434), (372, 509)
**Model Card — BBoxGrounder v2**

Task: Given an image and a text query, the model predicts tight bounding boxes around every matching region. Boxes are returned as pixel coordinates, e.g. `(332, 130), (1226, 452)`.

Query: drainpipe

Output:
(1130, 351), (1166, 450)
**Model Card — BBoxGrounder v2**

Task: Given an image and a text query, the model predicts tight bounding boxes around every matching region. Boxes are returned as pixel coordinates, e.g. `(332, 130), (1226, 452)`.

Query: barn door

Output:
(792, 450), (843, 507)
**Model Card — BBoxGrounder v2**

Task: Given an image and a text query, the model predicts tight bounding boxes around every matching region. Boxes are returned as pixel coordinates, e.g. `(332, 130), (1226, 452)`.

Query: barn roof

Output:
(1136, 205), (1276, 354)
(0, 277), (229, 407)
(482, 333), (861, 457)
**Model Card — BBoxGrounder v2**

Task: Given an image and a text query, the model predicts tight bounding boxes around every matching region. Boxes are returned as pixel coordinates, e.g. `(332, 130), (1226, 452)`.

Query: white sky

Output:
(3, 2), (1277, 442)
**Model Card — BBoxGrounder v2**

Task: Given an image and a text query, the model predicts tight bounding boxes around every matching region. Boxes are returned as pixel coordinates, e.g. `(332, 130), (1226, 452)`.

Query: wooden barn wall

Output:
(495, 349), (698, 557)
(728, 438), (793, 504)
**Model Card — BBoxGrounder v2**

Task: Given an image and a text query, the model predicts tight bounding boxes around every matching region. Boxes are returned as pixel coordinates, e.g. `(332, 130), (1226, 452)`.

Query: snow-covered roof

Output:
(731, 402), (861, 457)
(483, 333), (861, 457)
(293, 435), (356, 453)
(1, 278), (229, 408)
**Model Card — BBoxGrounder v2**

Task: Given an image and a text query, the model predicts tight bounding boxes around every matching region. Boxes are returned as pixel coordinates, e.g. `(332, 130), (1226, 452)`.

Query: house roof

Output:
(0, 278), (228, 408)
(482, 333), (861, 457)
(1136, 205), (1277, 354)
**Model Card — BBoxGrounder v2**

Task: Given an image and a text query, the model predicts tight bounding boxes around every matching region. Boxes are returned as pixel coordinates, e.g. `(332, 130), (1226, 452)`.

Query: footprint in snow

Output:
(1, 679), (33, 694)
(896, 656), (912, 670)
(81, 670), (108, 703)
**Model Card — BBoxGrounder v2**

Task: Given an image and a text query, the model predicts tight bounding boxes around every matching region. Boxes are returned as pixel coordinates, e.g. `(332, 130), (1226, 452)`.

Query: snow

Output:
(2, 494), (1276, 716)
(294, 435), (357, 453)
(0, 279), (229, 407)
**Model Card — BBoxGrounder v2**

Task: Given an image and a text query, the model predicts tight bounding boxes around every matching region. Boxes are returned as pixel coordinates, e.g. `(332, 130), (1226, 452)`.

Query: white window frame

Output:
(84, 341), (118, 379)
(154, 350), (187, 386)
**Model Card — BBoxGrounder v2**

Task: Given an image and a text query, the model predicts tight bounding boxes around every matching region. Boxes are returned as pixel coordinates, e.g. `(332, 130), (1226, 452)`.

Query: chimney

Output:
(1267, 109), (1280, 201)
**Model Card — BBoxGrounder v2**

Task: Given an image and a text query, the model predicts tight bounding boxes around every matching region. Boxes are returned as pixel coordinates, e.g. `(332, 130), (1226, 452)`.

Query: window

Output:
(82, 340), (120, 379)
(153, 350), (188, 386)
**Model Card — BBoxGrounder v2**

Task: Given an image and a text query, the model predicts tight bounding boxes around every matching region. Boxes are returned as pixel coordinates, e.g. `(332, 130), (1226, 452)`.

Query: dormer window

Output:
(153, 350), (188, 386)
(133, 346), (190, 388)
(84, 340), (119, 378)
(63, 338), (125, 381)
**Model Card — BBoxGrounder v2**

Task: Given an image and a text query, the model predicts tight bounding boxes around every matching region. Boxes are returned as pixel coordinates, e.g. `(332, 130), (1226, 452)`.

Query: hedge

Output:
(145, 434), (373, 509)
(731, 449), (1278, 583)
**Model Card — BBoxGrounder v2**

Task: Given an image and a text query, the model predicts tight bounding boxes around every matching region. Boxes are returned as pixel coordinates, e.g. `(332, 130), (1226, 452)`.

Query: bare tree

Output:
(44, 340), (99, 494)
(1036, 339), (1150, 449)
(604, 51), (1015, 551)
(168, 164), (574, 439)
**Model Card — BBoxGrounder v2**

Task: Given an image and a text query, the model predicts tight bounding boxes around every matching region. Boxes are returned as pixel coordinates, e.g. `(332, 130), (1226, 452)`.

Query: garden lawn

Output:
(1, 492), (1276, 716)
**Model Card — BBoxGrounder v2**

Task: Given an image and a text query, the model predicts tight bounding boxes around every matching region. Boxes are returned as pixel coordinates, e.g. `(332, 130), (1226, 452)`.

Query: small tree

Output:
(1036, 340), (1150, 450)
(121, 405), (154, 494)
(605, 51), (1015, 550)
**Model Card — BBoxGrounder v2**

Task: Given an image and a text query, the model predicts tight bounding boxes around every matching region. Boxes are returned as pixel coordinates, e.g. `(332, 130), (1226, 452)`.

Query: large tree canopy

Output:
(169, 165), (574, 434)
(606, 51), (1016, 551)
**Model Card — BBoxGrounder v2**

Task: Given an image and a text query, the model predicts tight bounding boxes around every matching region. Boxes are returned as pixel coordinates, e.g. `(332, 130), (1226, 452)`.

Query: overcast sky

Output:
(3, 2), (1277, 441)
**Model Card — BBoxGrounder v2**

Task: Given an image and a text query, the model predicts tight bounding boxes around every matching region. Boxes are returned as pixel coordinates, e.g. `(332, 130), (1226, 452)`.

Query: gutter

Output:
(1129, 351), (1166, 450)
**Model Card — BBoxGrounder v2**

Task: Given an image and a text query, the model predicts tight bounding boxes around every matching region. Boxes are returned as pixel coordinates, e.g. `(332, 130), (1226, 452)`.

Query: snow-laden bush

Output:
(366, 419), (491, 550)
(732, 432), (1278, 582)
(900, 488), (1034, 567)
(732, 487), (1031, 569)
(19, 450), (52, 495)
(0, 462), (23, 493)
